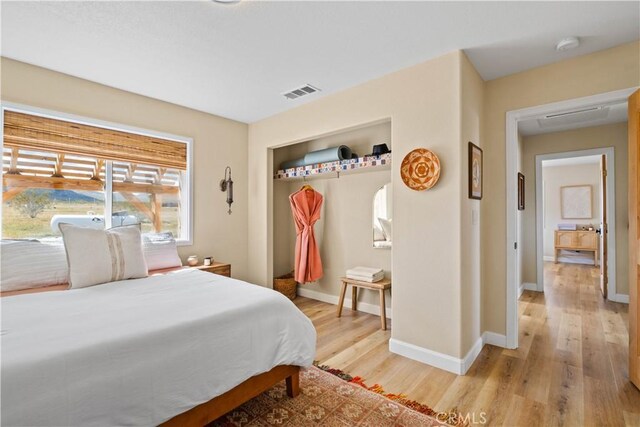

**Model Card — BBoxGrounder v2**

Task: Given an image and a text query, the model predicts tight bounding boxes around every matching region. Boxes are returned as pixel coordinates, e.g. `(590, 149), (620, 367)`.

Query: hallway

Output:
(296, 261), (640, 426)
(513, 262), (636, 425)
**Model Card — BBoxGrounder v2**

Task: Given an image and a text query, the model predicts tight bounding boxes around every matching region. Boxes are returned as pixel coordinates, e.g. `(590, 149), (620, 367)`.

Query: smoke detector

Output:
(556, 37), (580, 51)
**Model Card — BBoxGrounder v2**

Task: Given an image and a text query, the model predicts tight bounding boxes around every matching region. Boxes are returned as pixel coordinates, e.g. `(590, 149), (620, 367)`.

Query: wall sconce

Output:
(219, 166), (234, 214)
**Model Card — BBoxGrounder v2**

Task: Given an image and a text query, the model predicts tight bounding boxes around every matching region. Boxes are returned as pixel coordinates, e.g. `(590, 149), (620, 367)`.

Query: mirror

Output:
(373, 183), (392, 249)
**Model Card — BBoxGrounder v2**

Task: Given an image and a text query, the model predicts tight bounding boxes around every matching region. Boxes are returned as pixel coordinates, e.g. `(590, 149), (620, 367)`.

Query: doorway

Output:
(505, 87), (636, 348)
(534, 148), (616, 300)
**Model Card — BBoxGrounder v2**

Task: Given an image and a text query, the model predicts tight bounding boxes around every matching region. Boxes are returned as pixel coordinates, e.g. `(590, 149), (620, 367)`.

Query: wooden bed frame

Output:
(161, 365), (300, 427)
(2, 270), (304, 427)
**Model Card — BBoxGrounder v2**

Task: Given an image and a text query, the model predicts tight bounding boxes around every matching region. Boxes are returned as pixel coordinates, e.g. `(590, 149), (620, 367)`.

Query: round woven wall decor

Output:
(400, 148), (441, 191)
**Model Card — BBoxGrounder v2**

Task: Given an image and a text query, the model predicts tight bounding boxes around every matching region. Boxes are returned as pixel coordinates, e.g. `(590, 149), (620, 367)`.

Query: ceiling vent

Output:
(282, 84), (321, 100)
(537, 106), (609, 129)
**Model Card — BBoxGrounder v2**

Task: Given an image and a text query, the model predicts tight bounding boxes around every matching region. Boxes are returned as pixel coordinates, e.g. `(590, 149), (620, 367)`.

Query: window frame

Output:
(0, 102), (194, 245)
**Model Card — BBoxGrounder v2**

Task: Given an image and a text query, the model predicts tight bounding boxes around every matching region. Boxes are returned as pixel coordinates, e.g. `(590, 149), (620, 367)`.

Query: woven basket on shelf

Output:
(274, 272), (297, 300)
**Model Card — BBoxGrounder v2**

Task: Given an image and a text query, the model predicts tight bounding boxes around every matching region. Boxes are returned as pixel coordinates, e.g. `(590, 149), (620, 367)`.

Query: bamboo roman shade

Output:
(3, 111), (187, 170)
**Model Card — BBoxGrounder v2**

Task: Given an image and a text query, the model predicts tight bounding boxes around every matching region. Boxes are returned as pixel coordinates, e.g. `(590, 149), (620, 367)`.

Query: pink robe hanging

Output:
(289, 188), (324, 284)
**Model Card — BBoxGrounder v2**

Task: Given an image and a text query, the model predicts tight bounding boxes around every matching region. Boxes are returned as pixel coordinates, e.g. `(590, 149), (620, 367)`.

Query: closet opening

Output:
(271, 120), (392, 339)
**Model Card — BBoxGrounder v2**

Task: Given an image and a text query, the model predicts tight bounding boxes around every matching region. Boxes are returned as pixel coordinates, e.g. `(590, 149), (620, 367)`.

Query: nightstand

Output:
(193, 262), (231, 277)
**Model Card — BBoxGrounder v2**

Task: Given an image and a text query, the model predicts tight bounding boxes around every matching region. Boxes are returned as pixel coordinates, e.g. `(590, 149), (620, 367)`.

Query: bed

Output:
(0, 268), (316, 426)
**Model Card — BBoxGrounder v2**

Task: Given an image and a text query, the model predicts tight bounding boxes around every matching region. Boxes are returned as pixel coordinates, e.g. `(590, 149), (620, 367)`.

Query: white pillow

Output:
(0, 239), (68, 292)
(378, 217), (392, 242)
(59, 224), (148, 289)
(142, 232), (182, 271)
(373, 223), (385, 241)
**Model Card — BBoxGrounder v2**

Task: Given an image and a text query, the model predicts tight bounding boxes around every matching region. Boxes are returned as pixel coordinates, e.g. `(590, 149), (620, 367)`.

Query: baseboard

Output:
(297, 287), (392, 319)
(462, 337), (484, 374)
(518, 283), (524, 298)
(482, 331), (507, 348)
(610, 293), (630, 304)
(522, 282), (537, 290)
(389, 332), (506, 376)
(543, 256), (555, 262)
(389, 338), (467, 375)
(519, 282), (538, 298)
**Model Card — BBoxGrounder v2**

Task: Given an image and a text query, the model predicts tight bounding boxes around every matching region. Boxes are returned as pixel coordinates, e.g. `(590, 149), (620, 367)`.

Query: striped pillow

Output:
(0, 239), (69, 292)
(59, 224), (148, 289)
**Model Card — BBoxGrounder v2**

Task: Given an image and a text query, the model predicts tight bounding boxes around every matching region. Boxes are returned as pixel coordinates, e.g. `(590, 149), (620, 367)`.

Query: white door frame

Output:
(535, 148), (616, 295)
(505, 87), (637, 349)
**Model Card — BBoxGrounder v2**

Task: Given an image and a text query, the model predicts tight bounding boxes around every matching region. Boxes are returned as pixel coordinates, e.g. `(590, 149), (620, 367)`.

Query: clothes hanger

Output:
(300, 183), (314, 191)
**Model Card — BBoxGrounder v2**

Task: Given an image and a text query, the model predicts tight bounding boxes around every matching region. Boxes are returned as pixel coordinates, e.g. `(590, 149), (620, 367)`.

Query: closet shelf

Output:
(274, 153), (391, 180)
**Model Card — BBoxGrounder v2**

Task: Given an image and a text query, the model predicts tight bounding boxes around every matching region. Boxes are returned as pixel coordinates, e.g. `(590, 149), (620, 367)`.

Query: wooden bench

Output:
(337, 277), (391, 330)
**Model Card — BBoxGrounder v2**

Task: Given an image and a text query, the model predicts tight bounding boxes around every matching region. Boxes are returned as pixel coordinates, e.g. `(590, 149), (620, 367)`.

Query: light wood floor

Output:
(294, 262), (640, 426)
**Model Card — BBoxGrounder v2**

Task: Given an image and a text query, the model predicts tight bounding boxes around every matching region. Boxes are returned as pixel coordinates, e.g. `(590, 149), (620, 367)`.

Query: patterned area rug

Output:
(211, 365), (454, 426)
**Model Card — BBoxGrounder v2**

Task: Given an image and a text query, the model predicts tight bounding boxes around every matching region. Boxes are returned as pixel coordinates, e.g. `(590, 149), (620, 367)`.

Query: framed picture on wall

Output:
(468, 142), (483, 200)
(518, 173), (525, 210)
(561, 185), (592, 219)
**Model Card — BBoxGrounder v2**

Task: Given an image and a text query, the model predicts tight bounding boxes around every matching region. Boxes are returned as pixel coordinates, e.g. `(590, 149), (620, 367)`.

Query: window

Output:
(2, 148), (107, 240)
(1, 105), (192, 244)
(111, 161), (182, 236)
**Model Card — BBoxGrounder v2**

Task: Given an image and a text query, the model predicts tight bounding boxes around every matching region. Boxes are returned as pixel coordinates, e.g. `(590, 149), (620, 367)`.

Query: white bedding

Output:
(0, 269), (316, 426)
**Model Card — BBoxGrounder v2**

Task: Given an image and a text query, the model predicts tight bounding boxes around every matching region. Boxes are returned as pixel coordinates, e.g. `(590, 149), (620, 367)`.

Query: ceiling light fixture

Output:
(213, 0), (241, 3)
(556, 37), (580, 51)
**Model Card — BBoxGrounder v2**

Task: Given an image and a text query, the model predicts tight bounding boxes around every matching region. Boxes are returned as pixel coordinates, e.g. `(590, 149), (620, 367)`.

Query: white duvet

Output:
(0, 269), (316, 426)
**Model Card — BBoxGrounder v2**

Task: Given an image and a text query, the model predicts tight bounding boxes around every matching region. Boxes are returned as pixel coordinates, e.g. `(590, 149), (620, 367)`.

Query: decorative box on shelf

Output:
(274, 153), (391, 180)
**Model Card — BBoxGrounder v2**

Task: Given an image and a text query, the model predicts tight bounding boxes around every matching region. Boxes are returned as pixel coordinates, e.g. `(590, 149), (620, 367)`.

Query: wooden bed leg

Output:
(285, 368), (300, 398)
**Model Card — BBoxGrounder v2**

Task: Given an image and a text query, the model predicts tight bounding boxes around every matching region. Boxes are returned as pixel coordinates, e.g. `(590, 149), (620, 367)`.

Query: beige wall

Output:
(249, 51), (482, 359)
(542, 163), (601, 259)
(483, 41), (639, 335)
(272, 122), (392, 309)
(1, 58), (251, 280)
(460, 53), (484, 354)
(521, 123), (628, 294)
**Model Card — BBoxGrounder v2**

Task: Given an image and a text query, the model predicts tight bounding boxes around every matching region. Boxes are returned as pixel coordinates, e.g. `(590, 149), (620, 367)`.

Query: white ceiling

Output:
(1, 1), (638, 123)
(542, 155), (601, 168)
(519, 101), (628, 136)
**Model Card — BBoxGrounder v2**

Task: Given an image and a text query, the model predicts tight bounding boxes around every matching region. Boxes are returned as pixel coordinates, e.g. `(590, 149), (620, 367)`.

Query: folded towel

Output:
(346, 266), (383, 277)
(347, 271), (385, 283)
(347, 275), (384, 283)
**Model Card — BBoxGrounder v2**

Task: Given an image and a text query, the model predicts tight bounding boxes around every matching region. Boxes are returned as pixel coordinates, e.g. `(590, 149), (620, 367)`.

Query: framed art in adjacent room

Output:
(561, 184), (592, 219)
(517, 173), (525, 210)
(468, 142), (483, 200)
